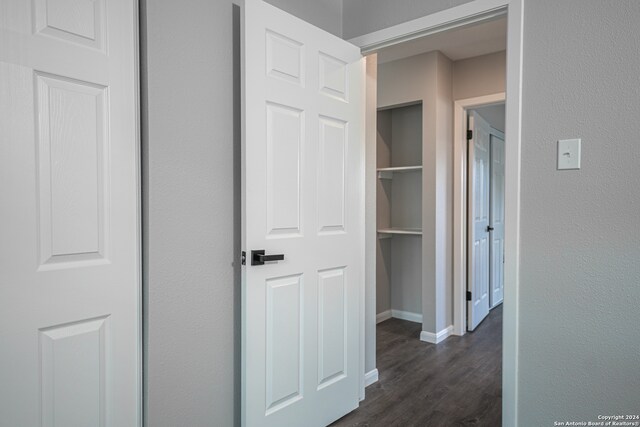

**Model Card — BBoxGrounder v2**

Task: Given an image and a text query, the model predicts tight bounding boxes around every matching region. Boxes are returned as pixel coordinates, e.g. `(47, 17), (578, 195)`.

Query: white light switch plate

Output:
(557, 138), (581, 170)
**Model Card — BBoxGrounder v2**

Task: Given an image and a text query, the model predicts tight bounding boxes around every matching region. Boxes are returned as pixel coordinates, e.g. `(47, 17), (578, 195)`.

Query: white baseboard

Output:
(376, 309), (422, 324)
(420, 325), (454, 344)
(364, 369), (379, 387)
(391, 309), (422, 324)
(376, 310), (392, 324)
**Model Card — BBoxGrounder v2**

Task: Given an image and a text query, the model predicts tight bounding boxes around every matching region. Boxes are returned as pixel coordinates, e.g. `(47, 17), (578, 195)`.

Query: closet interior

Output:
(376, 103), (423, 323)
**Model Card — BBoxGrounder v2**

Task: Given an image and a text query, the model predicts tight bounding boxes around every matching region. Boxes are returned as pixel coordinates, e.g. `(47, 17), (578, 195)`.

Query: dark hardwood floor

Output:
(332, 306), (502, 427)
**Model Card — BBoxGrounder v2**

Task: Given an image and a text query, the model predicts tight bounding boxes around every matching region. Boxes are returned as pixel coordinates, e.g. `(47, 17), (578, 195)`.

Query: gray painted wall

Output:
(342, 0), (474, 39)
(141, 1), (343, 426)
(518, 0), (640, 424)
(375, 110), (392, 316)
(267, 0), (342, 37)
(391, 236), (423, 315)
(141, 1), (237, 425)
(452, 50), (505, 100)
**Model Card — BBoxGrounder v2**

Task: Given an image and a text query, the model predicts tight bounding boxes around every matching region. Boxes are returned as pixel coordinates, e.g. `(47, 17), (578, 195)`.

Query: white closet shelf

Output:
(377, 165), (422, 179)
(377, 228), (423, 238)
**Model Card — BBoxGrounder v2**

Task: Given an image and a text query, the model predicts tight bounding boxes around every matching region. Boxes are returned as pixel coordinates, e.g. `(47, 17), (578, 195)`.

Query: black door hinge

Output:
(466, 291), (472, 301)
(467, 130), (473, 140)
(241, 251), (246, 266)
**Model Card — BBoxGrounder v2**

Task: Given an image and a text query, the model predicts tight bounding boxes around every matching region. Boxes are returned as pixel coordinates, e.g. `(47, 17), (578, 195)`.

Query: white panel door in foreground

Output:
(0, 0), (140, 425)
(242, 1), (364, 426)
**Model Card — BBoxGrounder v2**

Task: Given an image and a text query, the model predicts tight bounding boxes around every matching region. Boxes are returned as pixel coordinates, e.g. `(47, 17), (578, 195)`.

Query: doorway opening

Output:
(337, 6), (514, 425)
(467, 102), (506, 331)
(371, 20), (508, 336)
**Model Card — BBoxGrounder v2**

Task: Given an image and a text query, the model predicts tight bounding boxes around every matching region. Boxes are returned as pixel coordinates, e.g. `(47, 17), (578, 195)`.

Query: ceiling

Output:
(376, 16), (507, 64)
(473, 104), (506, 132)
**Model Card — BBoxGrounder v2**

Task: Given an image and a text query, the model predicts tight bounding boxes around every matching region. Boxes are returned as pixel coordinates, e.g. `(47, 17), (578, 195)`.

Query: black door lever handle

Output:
(486, 225), (495, 232)
(251, 250), (285, 266)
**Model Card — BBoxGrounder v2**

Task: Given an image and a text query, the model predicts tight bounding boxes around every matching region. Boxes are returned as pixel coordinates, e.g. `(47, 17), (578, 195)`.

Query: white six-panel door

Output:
(242, 1), (364, 426)
(490, 132), (505, 307)
(0, 0), (140, 425)
(467, 112), (491, 331)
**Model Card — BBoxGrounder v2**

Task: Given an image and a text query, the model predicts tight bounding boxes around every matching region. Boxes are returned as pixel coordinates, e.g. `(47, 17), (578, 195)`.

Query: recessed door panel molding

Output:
(318, 116), (347, 235)
(265, 102), (304, 238)
(33, 0), (106, 51)
(317, 267), (347, 390)
(492, 238), (503, 301)
(474, 149), (488, 222)
(39, 316), (109, 427)
(265, 274), (304, 414)
(474, 237), (488, 301)
(266, 30), (304, 86)
(319, 52), (348, 102)
(35, 71), (109, 269)
(489, 132), (505, 307)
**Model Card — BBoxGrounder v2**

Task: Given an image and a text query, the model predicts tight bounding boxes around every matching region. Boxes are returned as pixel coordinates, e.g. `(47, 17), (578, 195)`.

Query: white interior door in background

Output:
(489, 131), (505, 307)
(467, 112), (491, 331)
(0, 1), (140, 425)
(242, 1), (364, 426)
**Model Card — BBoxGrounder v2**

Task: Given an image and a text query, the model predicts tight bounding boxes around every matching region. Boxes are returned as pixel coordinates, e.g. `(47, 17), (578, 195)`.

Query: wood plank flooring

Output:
(332, 306), (502, 427)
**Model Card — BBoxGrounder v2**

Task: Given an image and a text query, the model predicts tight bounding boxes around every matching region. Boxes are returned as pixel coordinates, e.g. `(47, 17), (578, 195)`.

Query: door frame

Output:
(350, 0), (523, 425)
(489, 127), (505, 309)
(465, 106), (499, 332)
(133, 0), (143, 424)
(453, 92), (505, 336)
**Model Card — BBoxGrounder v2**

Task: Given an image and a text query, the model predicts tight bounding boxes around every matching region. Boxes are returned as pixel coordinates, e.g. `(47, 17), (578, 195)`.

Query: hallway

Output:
(332, 306), (502, 427)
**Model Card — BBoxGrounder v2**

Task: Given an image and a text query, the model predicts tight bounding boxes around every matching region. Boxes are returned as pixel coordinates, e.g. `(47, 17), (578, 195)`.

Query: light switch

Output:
(557, 138), (581, 170)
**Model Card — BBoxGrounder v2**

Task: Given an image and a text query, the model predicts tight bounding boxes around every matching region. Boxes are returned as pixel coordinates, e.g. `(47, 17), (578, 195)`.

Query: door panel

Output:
(243, 1), (364, 426)
(318, 117), (347, 233)
(467, 112), (491, 331)
(266, 102), (303, 236)
(490, 133), (505, 307)
(40, 316), (109, 427)
(265, 274), (304, 413)
(0, 1), (140, 425)
(317, 267), (347, 389)
(36, 72), (109, 268)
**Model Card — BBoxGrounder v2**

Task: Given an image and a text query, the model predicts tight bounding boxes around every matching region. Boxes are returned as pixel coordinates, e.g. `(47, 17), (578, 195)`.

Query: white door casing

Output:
(242, 1), (364, 427)
(0, 1), (140, 426)
(467, 112), (491, 331)
(490, 131), (505, 307)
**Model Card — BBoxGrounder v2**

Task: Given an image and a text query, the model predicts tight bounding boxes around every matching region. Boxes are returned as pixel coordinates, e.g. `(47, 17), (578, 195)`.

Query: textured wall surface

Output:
(518, 0), (640, 423)
(452, 50), (505, 100)
(141, 1), (237, 425)
(342, 0), (473, 39)
(267, 0), (342, 37)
